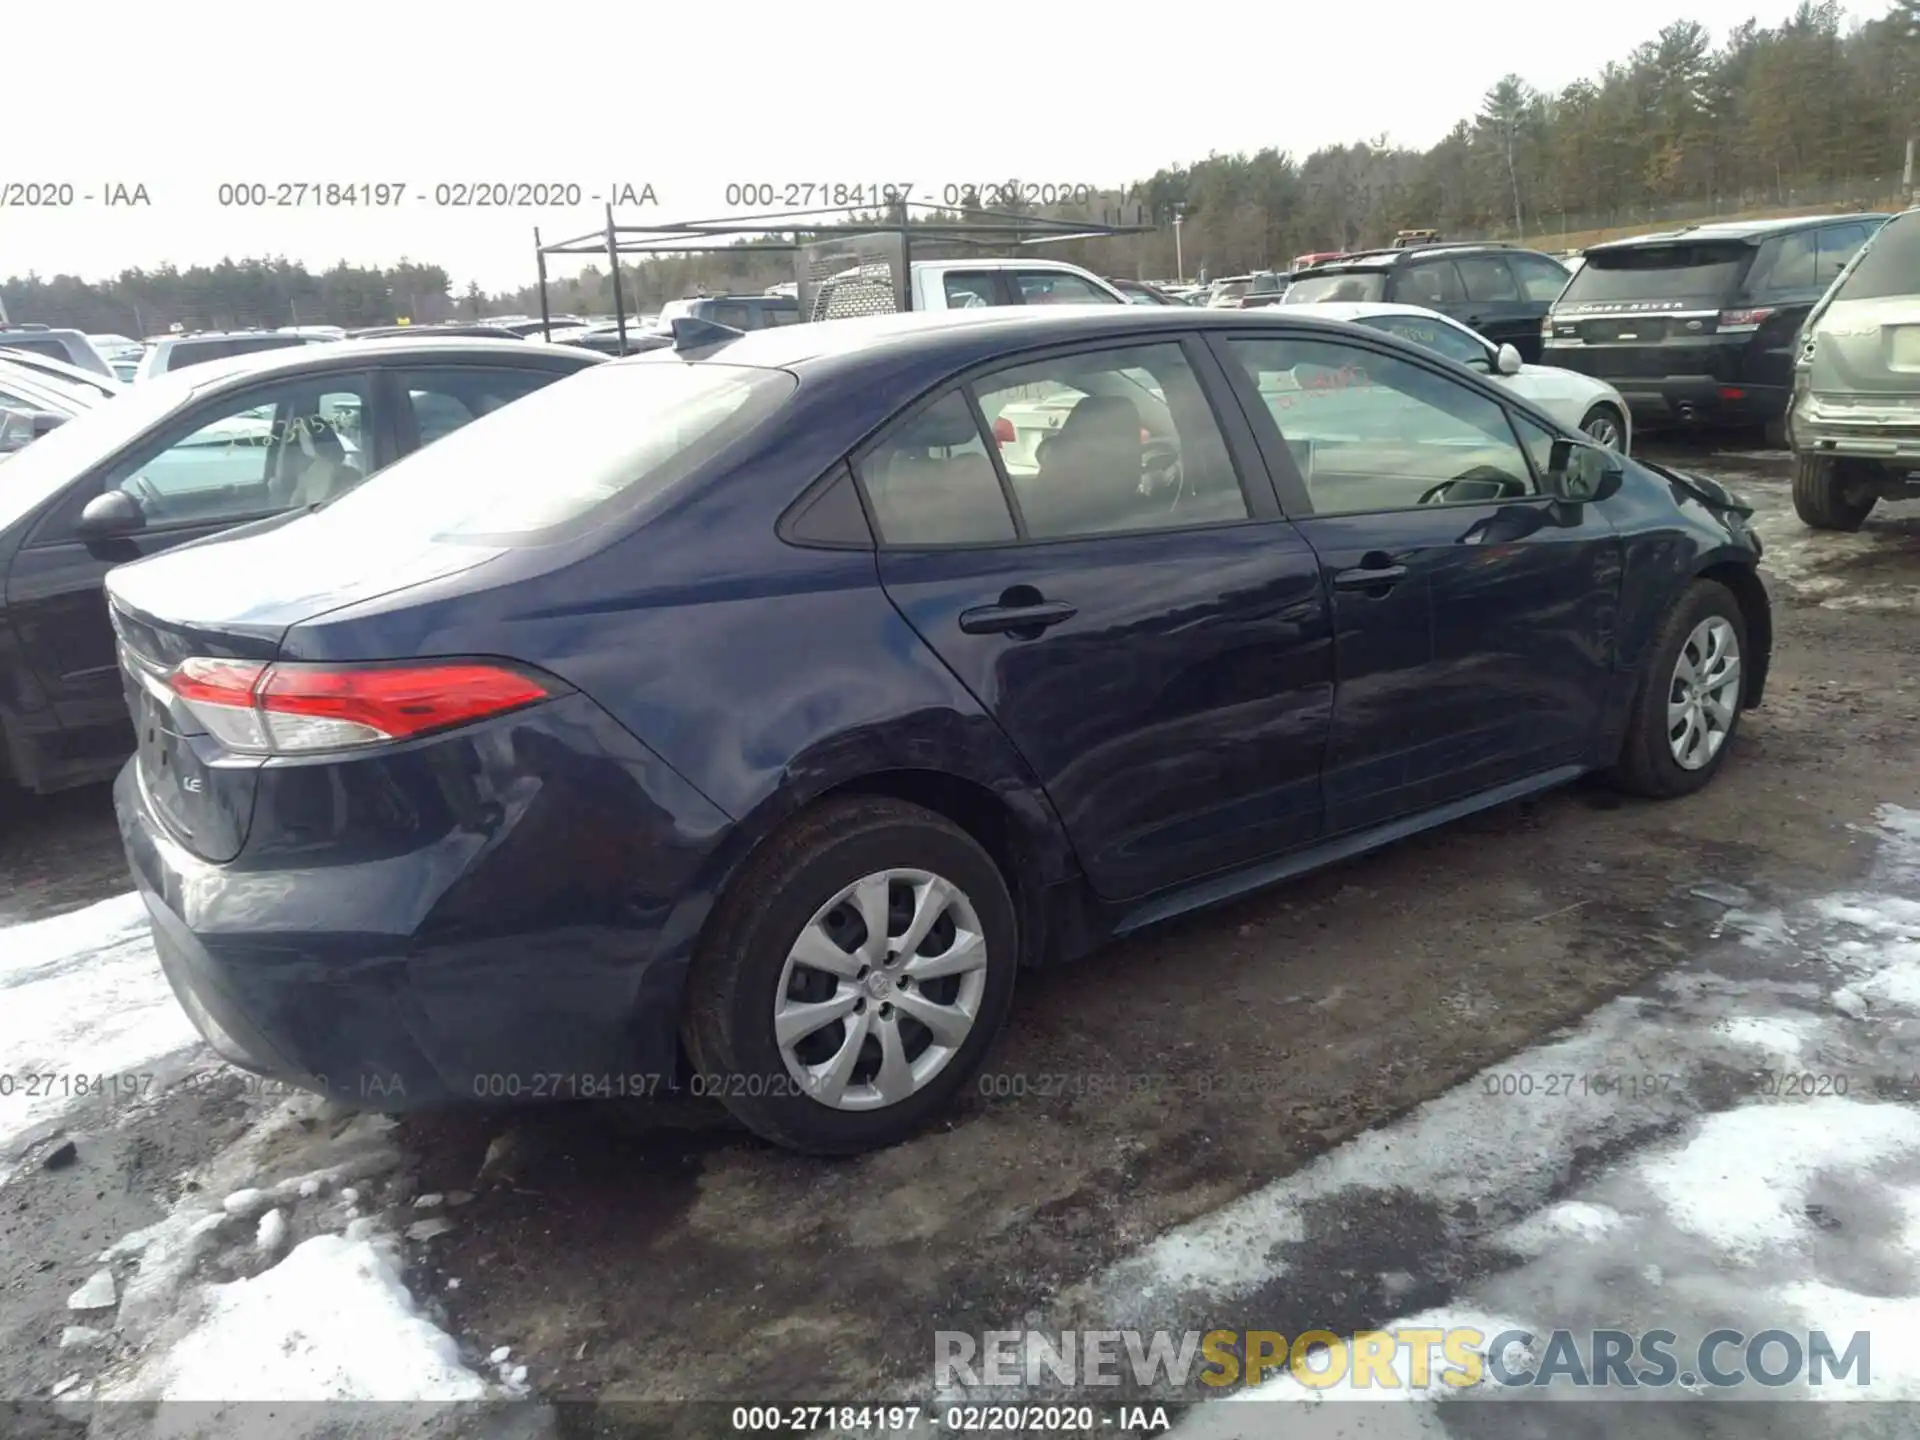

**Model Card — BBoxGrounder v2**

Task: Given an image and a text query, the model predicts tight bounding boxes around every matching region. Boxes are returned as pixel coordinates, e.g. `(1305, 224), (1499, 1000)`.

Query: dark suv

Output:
(1542, 213), (1889, 443)
(1281, 243), (1571, 361)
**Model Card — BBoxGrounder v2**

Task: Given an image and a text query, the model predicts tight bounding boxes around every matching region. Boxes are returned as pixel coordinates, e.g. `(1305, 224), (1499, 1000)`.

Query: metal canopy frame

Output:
(531, 200), (1154, 348)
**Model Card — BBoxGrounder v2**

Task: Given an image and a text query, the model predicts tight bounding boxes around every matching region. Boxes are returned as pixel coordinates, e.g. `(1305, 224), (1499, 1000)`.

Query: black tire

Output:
(1793, 452), (1877, 531)
(1607, 579), (1749, 799)
(1578, 403), (1627, 452)
(681, 796), (1018, 1155)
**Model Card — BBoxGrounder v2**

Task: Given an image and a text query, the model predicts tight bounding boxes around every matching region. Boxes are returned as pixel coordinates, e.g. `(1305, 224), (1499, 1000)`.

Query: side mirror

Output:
(1545, 438), (1623, 504)
(1495, 344), (1523, 376)
(76, 488), (147, 540)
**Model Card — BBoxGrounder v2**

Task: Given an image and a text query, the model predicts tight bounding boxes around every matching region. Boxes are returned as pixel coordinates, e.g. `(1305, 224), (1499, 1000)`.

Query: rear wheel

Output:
(1792, 452), (1878, 531)
(1607, 580), (1748, 799)
(682, 796), (1018, 1154)
(1578, 403), (1626, 451)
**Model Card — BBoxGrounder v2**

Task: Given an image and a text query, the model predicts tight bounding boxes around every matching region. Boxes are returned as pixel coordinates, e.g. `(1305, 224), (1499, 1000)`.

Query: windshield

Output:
(1559, 242), (1752, 303)
(296, 359), (798, 545)
(1284, 271), (1389, 303)
(0, 367), (220, 532)
(1833, 212), (1920, 303)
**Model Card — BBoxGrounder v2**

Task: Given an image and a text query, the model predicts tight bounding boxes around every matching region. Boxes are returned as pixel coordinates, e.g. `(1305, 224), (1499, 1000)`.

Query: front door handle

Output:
(958, 600), (1078, 635)
(1333, 564), (1408, 592)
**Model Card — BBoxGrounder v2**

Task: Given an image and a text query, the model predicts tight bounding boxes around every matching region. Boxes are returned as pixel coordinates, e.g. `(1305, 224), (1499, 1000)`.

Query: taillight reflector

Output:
(165, 658), (552, 755)
(1718, 307), (1775, 332)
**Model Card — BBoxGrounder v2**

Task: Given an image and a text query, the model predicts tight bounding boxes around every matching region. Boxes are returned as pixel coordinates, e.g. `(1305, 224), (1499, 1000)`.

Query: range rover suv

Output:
(1542, 214), (1888, 444)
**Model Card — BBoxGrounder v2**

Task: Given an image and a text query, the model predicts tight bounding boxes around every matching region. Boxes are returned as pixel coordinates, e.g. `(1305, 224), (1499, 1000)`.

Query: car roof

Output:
(166, 335), (603, 394)
(612, 304), (1422, 375)
(1282, 300), (1468, 326)
(1589, 213), (1893, 251)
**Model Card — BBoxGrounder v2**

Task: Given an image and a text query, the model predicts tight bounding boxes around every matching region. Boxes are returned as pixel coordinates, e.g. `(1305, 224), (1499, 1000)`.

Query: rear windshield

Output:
(1558, 242), (1752, 303)
(298, 359), (797, 545)
(164, 335), (310, 371)
(1834, 212), (1920, 302)
(1283, 271), (1389, 303)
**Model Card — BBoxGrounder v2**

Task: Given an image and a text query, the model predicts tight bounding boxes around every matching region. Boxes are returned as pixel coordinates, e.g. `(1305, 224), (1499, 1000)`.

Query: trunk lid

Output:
(106, 513), (507, 862)
(1808, 296), (1920, 401)
(1548, 240), (1754, 379)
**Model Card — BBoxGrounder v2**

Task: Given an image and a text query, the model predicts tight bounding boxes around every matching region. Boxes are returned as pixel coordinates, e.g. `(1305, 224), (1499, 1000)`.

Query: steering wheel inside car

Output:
(1417, 466), (1529, 507)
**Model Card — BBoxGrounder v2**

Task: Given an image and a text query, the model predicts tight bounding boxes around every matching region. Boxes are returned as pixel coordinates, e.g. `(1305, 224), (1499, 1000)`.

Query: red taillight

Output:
(1139, 427), (1152, 443)
(1718, 307), (1774, 332)
(991, 417), (1016, 445)
(1718, 386), (1747, 401)
(165, 658), (552, 755)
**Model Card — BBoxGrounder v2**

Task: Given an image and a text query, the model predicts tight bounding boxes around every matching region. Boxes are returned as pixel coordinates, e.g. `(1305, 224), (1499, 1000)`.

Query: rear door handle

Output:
(958, 600), (1078, 635)
(1333, 565), (1408, 591)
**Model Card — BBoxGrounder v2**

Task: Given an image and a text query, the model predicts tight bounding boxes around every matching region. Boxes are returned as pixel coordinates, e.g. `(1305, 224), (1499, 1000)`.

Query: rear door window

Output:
(1559, 242), (1753, 304)
(1283, 271), (1389, 304)
(943, 272), (1006, 308)
(1397, 259), (1465, 306)
(1456, 255), (1521, 302)
(1014, 272), (1117, 305)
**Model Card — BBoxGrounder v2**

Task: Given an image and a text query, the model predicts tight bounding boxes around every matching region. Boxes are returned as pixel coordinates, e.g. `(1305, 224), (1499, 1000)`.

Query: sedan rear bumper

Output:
(113, 696), (735, 1111)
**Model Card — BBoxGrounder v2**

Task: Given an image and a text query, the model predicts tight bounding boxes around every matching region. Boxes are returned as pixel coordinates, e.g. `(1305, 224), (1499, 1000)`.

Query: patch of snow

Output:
(1638, 1098), (1920, 1259)
(103, 1230), (490, 1404)
(405, 1216), (455, 1242)
(489, 1345), (511, 1363)
(256, 1208), (289, 1257)
(0, 892), (201, 1183)
(222, 1187), (269, 1218)
(68, 1268), (117, 1311)
(413, 1192), (445, 1209)
(61, 1325), (111, 1350)
(1494, 1200), (1626, 1257)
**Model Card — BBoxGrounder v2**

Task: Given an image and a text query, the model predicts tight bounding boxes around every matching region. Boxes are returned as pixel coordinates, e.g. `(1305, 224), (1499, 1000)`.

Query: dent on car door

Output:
(1212, 329), (1622, 833)
(861, 336), (1333, 901)
(5, 372), (377, 759)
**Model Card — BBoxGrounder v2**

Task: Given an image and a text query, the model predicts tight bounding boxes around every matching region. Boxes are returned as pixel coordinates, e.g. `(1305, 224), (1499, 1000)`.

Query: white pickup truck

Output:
(807, 256), (1129, 320)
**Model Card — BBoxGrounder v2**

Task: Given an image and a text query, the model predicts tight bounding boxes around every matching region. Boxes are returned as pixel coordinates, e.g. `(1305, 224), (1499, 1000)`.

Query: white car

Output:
(1284, 300), (1631, 452)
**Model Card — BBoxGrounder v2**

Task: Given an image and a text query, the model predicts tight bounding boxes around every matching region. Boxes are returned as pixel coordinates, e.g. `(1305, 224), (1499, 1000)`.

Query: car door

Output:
(5, 370), (381, 765)
(861, 335), (1332, 902)
(1210, 328), (1622, 835)
(1455, 254), (1540, 360)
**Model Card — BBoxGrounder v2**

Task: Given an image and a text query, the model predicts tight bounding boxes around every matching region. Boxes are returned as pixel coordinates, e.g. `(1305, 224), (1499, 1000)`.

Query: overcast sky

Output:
(5, 0), (1877, 296)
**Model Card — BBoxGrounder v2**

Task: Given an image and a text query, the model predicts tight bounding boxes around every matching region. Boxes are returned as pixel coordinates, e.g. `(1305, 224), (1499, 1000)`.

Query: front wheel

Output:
(1606, 580), (1749, 799)
(682, 796), (1018, 1154)
(1579, 403), (1626, 451)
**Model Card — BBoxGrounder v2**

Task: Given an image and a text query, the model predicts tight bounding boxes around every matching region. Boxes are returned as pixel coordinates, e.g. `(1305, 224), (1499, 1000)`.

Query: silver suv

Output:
(1790, 208), (1920, 530)
(135, 330), (335, 381)
(0, 327), (114, 378)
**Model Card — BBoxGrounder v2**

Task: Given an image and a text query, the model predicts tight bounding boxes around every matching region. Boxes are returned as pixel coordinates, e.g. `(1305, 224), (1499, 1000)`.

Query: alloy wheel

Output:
(1668, 616), (1741, 770)
(772, 868), (990, 1111)
(1583, 411), (1624, 450)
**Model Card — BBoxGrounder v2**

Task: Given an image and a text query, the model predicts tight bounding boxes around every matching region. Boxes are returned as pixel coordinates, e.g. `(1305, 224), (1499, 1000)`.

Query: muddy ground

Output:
(5, 439), (1920, 1421)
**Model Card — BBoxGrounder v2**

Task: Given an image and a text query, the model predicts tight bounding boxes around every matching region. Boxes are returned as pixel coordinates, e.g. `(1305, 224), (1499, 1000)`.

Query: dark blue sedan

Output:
(107, 307), (1772, 1154)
